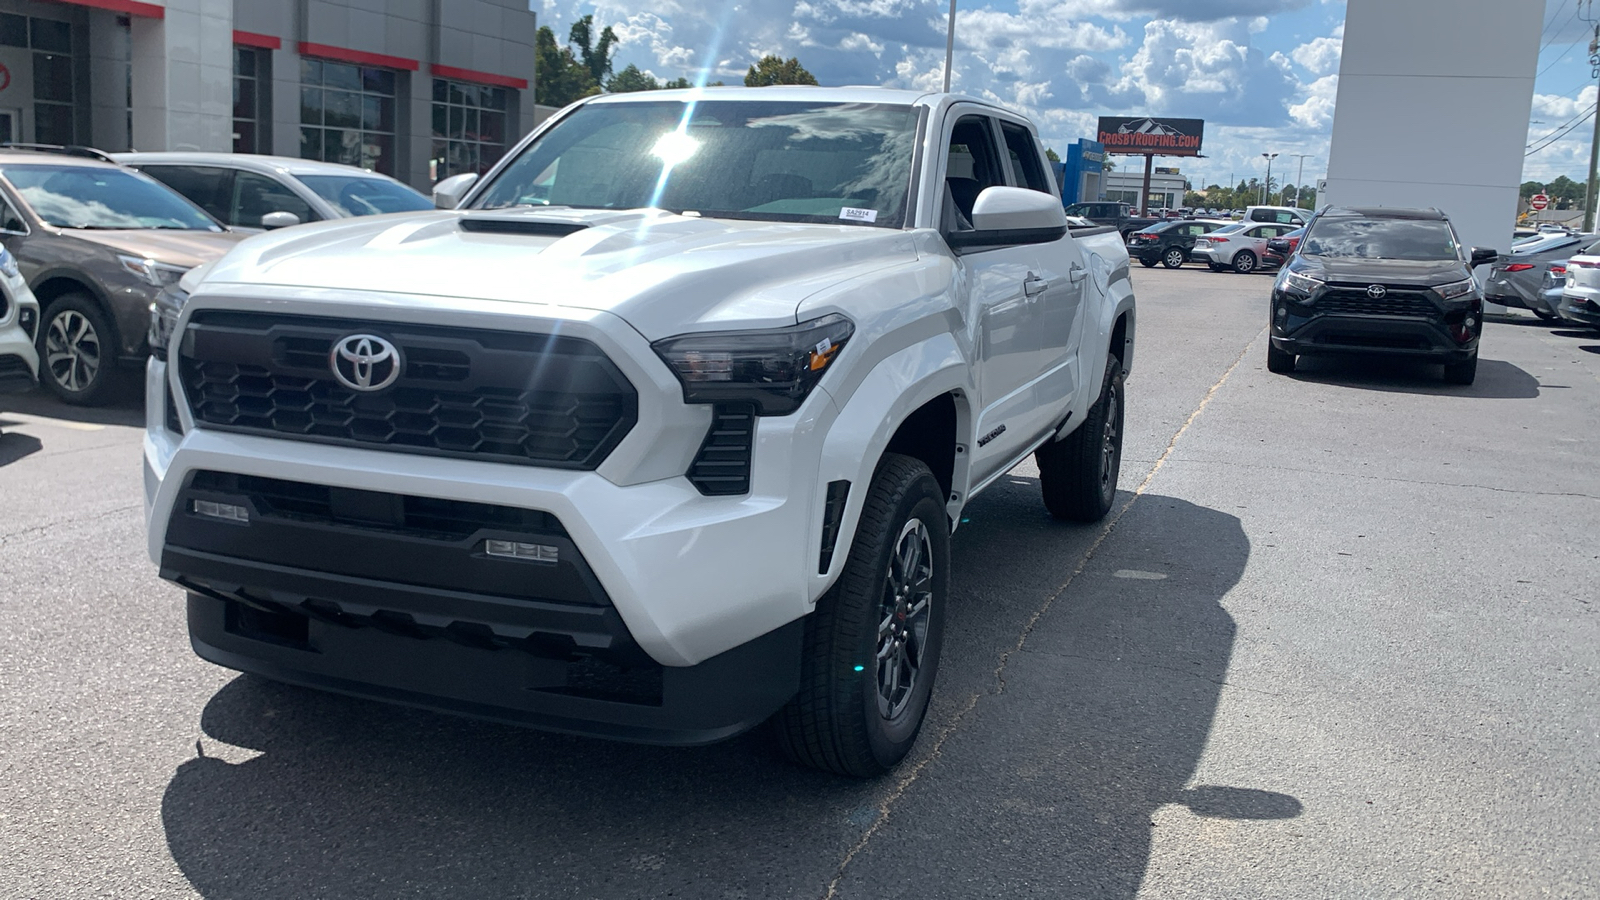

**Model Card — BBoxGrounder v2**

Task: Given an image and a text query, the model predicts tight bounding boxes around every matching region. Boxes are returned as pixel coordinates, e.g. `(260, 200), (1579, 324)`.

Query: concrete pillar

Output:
(1323, 0), (1545, 256)
(85, 10), (130, 151)
(129, 0), (234, 151)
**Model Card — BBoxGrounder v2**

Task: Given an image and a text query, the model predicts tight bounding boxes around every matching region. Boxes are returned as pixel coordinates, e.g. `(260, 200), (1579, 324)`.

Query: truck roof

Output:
(580, 85), (994, 111)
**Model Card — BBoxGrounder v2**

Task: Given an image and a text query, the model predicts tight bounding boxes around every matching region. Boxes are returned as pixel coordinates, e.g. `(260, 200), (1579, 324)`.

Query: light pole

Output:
(1289, 153), (1313, 207)
(1261, 152), (1278, 205)
(943, 0), (956, 92)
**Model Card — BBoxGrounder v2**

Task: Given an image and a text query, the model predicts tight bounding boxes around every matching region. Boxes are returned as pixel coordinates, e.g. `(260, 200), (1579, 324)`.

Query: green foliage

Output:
(1045, 147), (1061, 163)
(606, 64), (661, 93)
(569, 15), (619, 86)
(535, 25), (602, 106)
(745, 55), (819, 87)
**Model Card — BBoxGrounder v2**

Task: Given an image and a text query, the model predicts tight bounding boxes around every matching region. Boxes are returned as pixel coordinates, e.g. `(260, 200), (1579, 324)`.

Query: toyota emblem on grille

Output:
(1366, 284), (1388, 299)
(330, 334), (401, 392)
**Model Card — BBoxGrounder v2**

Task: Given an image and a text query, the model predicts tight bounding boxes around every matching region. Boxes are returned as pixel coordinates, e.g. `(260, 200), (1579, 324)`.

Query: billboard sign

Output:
(1097, 116), (1204, 156)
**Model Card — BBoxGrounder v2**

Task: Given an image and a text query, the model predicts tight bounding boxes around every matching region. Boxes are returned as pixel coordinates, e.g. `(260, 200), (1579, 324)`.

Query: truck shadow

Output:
(160, 489), (1277, 899)
(1288, 355), (1540, 399)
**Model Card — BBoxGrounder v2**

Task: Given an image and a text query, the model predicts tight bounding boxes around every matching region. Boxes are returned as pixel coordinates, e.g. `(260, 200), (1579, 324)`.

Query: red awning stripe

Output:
(298, 41), (419, 72)
(233, 30), (282, 50)
(430, 64), (528, 91)
(44, 0), (165, 18)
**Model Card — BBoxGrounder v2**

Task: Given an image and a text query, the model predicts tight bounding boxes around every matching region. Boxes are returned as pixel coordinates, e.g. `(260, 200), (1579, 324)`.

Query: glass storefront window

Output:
(430, 78), (510, 182)
(233, 46), (267, 154)
(299, 58), (399, 176)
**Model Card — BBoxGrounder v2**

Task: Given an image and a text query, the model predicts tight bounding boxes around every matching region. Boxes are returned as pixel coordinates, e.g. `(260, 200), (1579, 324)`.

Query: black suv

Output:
(1127, 218), (1229, 268)
(1266, 207), (1497, 384)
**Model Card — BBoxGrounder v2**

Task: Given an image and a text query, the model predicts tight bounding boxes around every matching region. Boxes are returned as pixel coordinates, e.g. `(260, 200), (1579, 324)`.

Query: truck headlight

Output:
(1433, 279), (1476, 301)
(652, 314), (855, 415)
(148, 284), (188, 359)
(118, 255), (190, 289)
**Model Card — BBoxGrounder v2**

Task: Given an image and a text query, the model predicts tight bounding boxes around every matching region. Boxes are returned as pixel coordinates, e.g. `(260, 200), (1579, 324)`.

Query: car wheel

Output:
(1233, 251), (1257, 274)
(1208, 263), (1227, 272)
(1442, 350), (1478, 385)
(1036, 352), (1124, 523)
(776, 453), (949, 777)
(38, 294), (121, 406)
(1139, 257), (1158, 268)
(1266, 343), (1296, 374)
(1163, 248), (1186, 268)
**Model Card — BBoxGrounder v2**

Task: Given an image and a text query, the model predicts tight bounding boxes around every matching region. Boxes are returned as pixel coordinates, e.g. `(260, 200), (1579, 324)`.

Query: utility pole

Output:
(1290, 153), (1314, 207)
(943, 0), (957, 92)
(1587, 19), (1600, 231)
(1261, 152), (1278, 205)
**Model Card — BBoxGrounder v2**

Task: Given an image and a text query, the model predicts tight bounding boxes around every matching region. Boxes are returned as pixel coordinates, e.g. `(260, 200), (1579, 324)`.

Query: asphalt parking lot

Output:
(2, 265), (1597, 899)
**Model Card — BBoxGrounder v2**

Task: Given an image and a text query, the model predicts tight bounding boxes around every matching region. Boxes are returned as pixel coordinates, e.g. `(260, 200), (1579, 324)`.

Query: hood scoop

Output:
(459, 215), (591, 237)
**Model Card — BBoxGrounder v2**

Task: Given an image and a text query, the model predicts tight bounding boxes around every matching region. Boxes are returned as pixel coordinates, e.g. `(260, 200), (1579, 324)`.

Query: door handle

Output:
(1068, 263), (1087, 283)
(1023, 275), (1049, 297)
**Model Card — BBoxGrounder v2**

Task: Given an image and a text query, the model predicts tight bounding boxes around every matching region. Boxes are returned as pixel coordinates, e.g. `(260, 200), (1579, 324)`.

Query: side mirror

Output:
(946, 186), (1068, 251)
(260, 211), (300, 230)
(1266, 239), (1291, 253)
(1469, 247), (1498, 268)
(433, 172), (479, 209)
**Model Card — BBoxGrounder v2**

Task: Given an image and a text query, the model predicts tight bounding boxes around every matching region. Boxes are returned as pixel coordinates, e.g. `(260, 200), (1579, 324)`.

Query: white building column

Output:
(129, 0), (233, 151)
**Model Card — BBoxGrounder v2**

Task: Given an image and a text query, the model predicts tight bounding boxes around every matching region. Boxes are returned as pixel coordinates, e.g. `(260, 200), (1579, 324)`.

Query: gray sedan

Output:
(1485, 232), (1596, 319)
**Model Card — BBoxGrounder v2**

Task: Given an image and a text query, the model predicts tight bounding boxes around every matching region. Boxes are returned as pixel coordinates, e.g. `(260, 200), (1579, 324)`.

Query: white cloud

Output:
(1289, 74), (1337, 128)
(1291, 35), (1341, 75)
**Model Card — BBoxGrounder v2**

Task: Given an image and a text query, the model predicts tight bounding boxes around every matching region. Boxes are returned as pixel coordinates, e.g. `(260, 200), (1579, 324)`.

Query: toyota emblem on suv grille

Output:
(1366, 284), (1388, 299)
(331, 334), (401, 391)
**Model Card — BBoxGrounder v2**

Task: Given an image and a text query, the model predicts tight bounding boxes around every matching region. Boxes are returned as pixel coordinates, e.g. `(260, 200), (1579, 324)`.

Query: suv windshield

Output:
(2, 164), (220, 230)
(1301, 217), (1460, 261)
(296, 174), (431, 217)
(475, 99), (920, 227)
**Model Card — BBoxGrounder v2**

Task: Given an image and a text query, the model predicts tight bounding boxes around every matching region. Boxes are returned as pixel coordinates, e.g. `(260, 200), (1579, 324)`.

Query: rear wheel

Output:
(1233, 251), (1258, 274)
(1443, 350), (1478, 385)
(37, 293), (122, 406)
(1036, 353), (1124, 522)
(1139, 257), (1158, 268)
(776, 454), (948, 777)
(1266, 343), (1296, 374)
(1162, 248), (1186, 268)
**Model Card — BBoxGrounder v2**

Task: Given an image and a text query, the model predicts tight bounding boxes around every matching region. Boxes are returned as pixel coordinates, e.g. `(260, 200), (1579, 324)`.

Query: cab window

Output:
(999, 121), (1052, 194)
(943, 115), (1006, 231)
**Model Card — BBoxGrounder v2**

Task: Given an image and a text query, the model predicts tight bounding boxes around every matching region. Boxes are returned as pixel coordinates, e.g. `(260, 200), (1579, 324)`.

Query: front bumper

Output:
(1270, 288), (1480, 361)
(0, 283), (39, 393)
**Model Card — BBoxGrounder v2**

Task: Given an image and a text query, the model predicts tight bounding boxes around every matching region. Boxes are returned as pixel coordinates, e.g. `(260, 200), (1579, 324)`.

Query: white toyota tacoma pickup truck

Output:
(143, 87), (1135, 775)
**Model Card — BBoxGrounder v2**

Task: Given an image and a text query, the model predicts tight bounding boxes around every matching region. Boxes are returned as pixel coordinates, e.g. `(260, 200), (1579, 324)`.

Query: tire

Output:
(1443, 350), (1478, 385)
(1208, 263), (1226, 272)
(1036, 352), (1124, 523)
(1232, 251), (1257, 274)
(1139, 257), (1158, 268)
(1162, 248), (1186, 268)
(1266, 343), (1296, 374)
(776, 454), (949, 777)
(37, 293), (122, 406)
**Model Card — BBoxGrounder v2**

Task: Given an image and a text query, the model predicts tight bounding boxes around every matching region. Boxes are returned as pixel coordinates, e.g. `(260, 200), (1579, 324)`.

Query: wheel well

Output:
(1110, 312), (1129, 367)
(32, 276), (99, 309)
(884, 393), (957, 500)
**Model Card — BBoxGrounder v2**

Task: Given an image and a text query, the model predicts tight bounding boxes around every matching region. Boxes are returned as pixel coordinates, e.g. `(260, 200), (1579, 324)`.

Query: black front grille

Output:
(1316, 288), (1439, 318)
(177, 312), (637, 468)
(688, 404), (755, 495)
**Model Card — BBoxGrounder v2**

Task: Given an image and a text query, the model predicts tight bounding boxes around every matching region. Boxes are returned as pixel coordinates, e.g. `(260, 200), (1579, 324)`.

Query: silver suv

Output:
(0, 149), (245, 404)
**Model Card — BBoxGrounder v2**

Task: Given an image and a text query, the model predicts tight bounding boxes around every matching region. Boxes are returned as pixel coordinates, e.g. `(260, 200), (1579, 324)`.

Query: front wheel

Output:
(1163, 248), (1186, 268)
(1232, 251), (1257, 274)
(776, 454), (949, 777)
(1036, 353), (1124, 522)
(1443, 350), (1478, 385)
(38, 294), (122, 406)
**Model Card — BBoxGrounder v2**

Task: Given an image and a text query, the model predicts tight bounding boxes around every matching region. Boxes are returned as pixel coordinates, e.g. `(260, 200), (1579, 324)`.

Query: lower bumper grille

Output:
(1316, 289), (1439, 318)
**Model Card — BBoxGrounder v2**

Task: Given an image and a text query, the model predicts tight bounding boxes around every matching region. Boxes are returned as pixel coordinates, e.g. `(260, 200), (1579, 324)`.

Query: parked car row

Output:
(0, 144), (429, 404)
(1125, 206), (1308, 273)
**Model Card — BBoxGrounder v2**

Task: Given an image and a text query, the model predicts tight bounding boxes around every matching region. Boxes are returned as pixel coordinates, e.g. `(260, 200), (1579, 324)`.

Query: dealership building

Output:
(0, 0), (542, 189)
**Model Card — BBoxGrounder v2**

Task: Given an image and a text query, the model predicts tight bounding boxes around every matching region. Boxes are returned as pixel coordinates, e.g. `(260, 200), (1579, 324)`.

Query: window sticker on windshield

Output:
(840, 207), (878, 223)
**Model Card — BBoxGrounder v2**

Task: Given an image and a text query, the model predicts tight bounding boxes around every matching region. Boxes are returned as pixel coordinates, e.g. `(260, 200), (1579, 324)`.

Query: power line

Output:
(1528, 96), (1596, 148)
(1527, 104), (1597, 156)
(1542, 0), (1582, 54)
(1539, 38), (1580, 77)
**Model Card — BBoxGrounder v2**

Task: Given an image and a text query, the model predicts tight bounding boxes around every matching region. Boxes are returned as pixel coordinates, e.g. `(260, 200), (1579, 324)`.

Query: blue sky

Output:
(532, 0), (1583, 192)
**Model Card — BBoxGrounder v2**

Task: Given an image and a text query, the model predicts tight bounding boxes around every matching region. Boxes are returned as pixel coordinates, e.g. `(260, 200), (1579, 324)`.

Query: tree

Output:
(745, 55), (818, 86)
(1547, 175), (1583, 209)
(1520, 180), (1545, 199)
(569, 15), (618, 87)
(535, 25), (602, 106)
(606, 64), (661, 93)
(1045, 147), (1061, 163)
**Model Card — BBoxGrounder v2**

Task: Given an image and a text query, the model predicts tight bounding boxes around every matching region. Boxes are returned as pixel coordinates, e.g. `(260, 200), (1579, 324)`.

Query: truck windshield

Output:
(1301, 218), (1460, 261)
(473, 99), (920, 228)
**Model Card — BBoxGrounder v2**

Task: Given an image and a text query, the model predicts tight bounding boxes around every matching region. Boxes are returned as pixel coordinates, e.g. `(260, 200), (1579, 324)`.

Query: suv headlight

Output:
(148, 284), (188, 359)
(0, 246), (18, 279)
(1278, 269), (1323, 296)
(1433, 278), (1477, 301)
(118, 255), (189, 289)
(652, 314), (855, 416)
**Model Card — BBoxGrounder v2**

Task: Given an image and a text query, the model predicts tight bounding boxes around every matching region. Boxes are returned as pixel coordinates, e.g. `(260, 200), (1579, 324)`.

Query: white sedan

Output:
(1191, 221), (1301, 274)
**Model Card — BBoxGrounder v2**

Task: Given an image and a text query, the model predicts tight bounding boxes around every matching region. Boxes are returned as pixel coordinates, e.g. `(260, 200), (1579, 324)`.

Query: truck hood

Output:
(1297, 255), (1469, 286)
(69, 228), (247, 268)
(202, 208), (920, 339)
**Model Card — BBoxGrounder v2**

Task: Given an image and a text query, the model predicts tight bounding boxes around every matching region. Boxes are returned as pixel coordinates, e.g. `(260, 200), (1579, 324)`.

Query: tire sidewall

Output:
(1234, 251), (1256, 273)
(1163, 248), (1184, 268)
(851, 483), (948, 767)
(38, 294), (116, 404)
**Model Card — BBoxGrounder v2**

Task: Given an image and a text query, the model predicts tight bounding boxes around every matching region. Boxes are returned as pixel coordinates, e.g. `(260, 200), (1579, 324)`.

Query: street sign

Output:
(1530, 193), (1550, 211)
